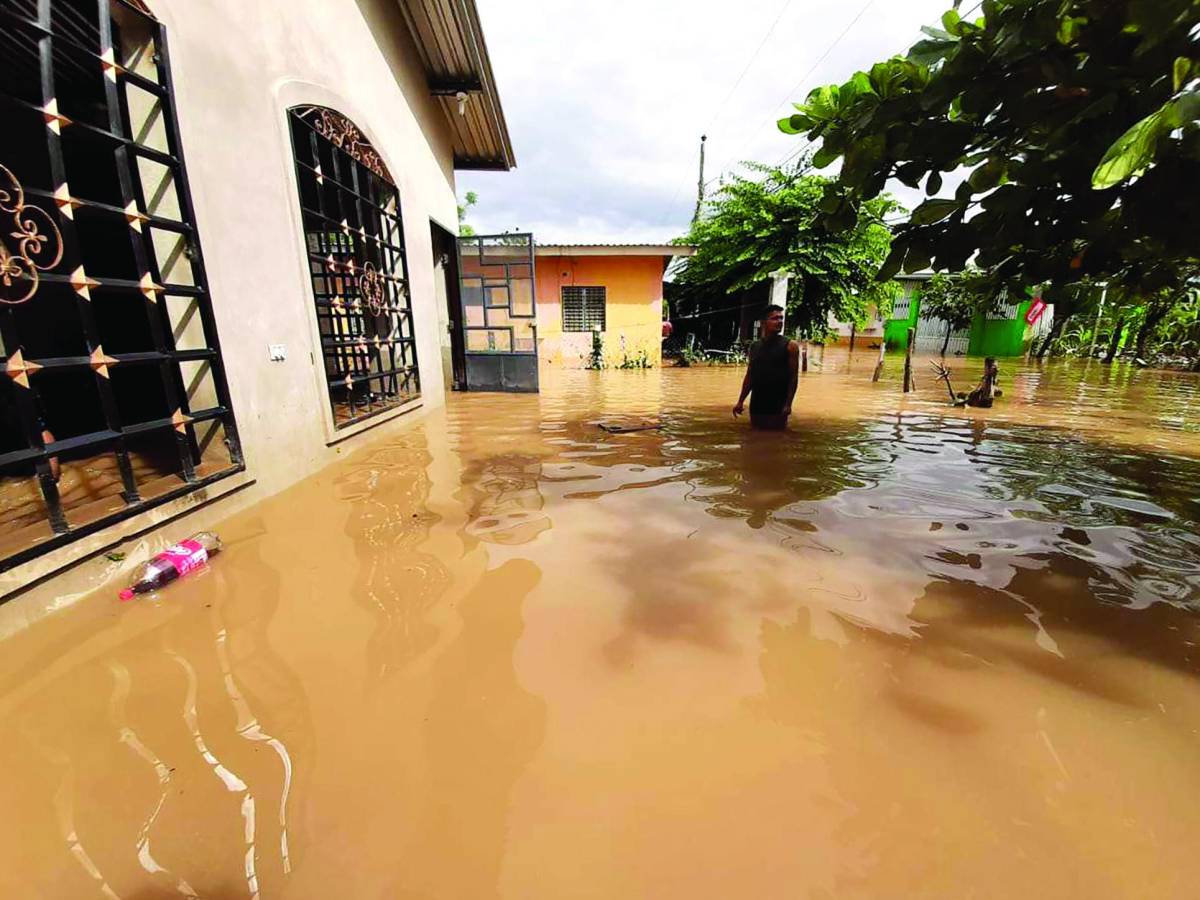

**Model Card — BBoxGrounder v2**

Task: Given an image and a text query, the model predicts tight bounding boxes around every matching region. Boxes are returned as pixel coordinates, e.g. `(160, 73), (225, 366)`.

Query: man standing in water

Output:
(732, 304), (800, 429)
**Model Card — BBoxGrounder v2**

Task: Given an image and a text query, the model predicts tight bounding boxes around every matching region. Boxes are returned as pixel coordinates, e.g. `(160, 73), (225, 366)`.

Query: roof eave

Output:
(396, 0), (516, 171)
(535, 245), (698, 257)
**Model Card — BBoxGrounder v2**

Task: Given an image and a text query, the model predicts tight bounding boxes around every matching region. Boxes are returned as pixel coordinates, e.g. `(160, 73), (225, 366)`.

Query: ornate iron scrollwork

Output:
(300, 107), (395, 186)
(0, 164), (64, 305)
(359, 261), (385, 315)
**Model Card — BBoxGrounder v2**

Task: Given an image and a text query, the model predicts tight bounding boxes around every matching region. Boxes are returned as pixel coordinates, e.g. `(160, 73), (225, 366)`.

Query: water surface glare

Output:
(1, 353), (1199, 898)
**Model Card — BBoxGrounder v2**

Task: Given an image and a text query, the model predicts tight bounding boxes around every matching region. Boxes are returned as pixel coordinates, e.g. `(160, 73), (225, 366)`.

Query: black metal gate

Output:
(456, 234), (539, 392)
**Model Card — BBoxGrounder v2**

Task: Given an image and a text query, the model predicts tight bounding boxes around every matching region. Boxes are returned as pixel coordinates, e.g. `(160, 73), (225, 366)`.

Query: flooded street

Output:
(1, 350), (1199, 899)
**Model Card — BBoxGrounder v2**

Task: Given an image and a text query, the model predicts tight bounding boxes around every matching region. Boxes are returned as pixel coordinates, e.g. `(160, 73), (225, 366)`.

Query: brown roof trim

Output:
(536, 244), (697, 257)
(396, 0), (516, 171)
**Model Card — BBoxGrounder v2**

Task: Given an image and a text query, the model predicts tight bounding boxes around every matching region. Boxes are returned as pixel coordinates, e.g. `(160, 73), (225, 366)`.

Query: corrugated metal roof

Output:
(395, 0), (515, 171)
(535, 244), (697, 257)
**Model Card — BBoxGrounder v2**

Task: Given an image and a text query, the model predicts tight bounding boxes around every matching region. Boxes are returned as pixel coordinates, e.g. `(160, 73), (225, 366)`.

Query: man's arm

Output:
(784, 341), (800, 415)
(733, 359), (753, 416)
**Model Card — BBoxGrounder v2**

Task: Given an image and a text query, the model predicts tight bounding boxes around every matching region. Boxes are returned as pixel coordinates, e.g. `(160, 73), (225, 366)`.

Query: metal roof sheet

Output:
(396, 0), (515, 170)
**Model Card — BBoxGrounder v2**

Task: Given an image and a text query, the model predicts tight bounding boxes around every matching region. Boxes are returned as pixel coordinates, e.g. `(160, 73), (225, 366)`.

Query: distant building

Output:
(883, 275), (1054, 357)
(534, 245), (695, 369)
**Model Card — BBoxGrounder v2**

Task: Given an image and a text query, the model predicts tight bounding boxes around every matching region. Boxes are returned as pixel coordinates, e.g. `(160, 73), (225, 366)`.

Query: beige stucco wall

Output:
(1, 0), (462, 618)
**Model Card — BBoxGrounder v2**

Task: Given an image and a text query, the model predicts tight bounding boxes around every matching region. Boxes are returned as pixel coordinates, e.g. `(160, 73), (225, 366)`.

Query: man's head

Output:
(762, 304), (785, 337)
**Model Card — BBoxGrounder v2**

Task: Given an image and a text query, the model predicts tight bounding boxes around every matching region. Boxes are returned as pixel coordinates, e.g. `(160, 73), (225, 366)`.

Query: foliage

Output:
(457, 191), (478, 237)
(674, 341), (748, 367)
(585, 329), (605, 370)
(780, 0), (1200, 299)
(1155, 289), (1200, 366)
(674, 162), (902, 338)
(616, 348), (653, 369)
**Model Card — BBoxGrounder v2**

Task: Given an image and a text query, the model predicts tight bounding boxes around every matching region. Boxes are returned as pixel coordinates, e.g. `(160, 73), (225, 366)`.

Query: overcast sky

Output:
(457, 0), (953, 243)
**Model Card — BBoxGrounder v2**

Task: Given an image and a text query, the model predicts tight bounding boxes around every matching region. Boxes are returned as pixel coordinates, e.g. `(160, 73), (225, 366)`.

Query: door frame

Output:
(430, 220), (467, 391)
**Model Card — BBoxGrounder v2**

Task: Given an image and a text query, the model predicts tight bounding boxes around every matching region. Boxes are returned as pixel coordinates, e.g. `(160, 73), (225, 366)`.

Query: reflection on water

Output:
(0, 353), (1198, 898)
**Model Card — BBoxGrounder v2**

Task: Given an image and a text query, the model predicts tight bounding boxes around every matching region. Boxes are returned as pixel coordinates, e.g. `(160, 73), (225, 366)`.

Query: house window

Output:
(287, 106), (419, 429)
(1, 0), (242, 571)
(562, 286), (606, 332)
(893, 281), (918, 320)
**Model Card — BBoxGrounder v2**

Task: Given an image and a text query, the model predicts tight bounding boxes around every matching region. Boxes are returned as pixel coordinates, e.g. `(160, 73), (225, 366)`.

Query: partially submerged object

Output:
(119, 532), (222, 600)
(929, 358), (1004, 408)
(597, 420), (663, 434)
(965, 357), (1001, 408)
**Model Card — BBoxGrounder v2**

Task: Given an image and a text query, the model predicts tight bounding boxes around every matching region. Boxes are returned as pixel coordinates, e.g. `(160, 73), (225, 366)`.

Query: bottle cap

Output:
(119, 588), (134, 601)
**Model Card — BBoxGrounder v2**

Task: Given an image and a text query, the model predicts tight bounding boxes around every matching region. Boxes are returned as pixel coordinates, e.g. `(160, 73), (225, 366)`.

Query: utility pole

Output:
(693, 135), (707, 225)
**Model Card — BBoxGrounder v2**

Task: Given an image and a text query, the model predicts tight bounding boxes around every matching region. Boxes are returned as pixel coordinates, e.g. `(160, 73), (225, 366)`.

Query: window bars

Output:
(287, 106), (420, 429)
(0, 0), (242, 571)
(561, 286), (607, 332)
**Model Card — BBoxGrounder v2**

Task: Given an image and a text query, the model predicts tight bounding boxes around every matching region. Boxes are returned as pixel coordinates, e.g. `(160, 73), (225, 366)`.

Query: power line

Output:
(664, 0), (797, 227)
(713, 0), (991, 197)
(709, 0), (876, 186)
(703, 0), (796, 135)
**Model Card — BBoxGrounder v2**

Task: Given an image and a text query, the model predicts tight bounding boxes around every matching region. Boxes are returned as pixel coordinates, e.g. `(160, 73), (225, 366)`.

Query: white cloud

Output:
(460, 0), (953, 243)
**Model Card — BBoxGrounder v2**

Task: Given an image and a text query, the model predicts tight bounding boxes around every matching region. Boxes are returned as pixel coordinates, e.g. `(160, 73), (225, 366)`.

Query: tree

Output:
(674, 162), (901, 339)
(779, 0), (1200, 301)
(916, 270), (1000, 355)
(457, 191), (478, 236)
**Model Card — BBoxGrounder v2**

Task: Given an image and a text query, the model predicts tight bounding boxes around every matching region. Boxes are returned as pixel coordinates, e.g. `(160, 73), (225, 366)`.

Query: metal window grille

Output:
(0, 0), (243, 572)
(988, 289), (1020, 320)
(562, 286), (606, 332)
(892, 282), (918, 320)
(287, 107), (419, 429)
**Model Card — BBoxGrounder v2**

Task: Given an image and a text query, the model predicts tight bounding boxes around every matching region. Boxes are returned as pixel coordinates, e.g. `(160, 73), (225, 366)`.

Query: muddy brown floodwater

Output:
(1, 350), (1199, 899)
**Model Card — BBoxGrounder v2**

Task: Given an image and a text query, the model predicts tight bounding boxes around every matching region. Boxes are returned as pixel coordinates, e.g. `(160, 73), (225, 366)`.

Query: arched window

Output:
(1, 0), (242, 570)
(287, 106), (419, 428)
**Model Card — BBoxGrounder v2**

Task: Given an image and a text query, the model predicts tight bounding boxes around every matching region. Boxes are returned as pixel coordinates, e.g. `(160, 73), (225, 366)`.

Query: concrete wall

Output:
(535, 255), (665, 369)
(1, 0), (461, 614)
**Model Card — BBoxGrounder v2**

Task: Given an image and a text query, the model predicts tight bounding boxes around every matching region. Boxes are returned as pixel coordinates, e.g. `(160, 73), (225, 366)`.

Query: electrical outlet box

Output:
(268, 344), (287, 361)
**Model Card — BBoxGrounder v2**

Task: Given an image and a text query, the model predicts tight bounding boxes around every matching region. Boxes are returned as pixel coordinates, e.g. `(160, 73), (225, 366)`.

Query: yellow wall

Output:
(535, 255), (665, 368)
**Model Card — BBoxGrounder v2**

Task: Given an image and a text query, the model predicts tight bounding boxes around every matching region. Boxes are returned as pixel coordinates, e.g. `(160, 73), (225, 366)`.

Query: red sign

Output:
(1025, 297), (1046, 325)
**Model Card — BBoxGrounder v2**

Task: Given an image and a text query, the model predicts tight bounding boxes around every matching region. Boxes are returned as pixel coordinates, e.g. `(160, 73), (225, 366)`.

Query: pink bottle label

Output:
(157, 539), (208, 577)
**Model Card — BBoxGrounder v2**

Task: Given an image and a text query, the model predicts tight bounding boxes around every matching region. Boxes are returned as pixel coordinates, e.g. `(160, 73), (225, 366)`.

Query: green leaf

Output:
(812, 144), (841, 169)
(908, 39), (955, 66)
(877, 243), (907, 281)
(895, 160), (927, 189)
(920, 25), (955, 41)
(1166, 90), (1200, 127)
(1092, 109), (1167, 189)
(848, 70), (874, 97)
(911, 198), (960, 225)
(778, 115), (809, 135)
(941, 9), (961, 33)
(967, 158), (1005, 192)
(818, 188), (842, 214)
(1057, 16), (1087, 45)
(903, 241), (932, 274)
(1174, 57), (1193, 92)
(925, 171), (943, 195)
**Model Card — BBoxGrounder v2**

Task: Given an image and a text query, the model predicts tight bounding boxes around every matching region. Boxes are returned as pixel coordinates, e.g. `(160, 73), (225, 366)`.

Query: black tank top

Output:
(749, 334), (790, 414)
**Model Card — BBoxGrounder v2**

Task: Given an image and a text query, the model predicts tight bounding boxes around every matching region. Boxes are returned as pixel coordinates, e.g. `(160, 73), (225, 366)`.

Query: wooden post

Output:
(903, 327), (915, 393)
(849, 323), (857, 352)
(1089, 284), (1107, 358)
(801, 340), (809, 373)
(872, 339), (885, 382)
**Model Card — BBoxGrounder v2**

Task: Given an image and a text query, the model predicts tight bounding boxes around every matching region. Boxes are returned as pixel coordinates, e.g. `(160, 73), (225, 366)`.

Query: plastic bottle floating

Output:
(118, 532), (222, 600)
